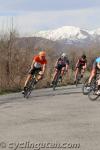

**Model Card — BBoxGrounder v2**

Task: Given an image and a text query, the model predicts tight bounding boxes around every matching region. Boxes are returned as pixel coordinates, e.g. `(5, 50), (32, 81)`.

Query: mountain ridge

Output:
(33, 26), (100, 44)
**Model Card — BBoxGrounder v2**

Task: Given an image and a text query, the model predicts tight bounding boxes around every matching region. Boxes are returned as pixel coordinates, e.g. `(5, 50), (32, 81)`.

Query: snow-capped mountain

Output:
(33, 26), (100, 44)
(89, 28), (100, 36)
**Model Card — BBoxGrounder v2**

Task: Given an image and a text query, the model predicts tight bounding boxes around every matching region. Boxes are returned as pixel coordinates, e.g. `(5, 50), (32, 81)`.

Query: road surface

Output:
(0, 85), (100, 150)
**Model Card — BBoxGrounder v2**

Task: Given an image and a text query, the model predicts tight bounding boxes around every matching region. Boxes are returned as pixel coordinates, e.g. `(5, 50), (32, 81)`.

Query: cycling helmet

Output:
(61, 53), (67, 58)
(96, 57), (100, 63)
(82, 54), (86, 59)
(39, 51), (46, 57)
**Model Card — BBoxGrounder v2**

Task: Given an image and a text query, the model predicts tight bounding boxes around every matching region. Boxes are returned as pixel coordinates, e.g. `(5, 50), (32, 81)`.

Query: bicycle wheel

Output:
(88, 88), (99, 101)
(24, 78), (35, 98)
(88, 81), (99, 101)
(82, 77), (90, 95)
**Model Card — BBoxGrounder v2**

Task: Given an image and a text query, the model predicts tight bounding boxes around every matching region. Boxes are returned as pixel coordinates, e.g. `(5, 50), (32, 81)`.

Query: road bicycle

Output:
(23, 71), (40, 98)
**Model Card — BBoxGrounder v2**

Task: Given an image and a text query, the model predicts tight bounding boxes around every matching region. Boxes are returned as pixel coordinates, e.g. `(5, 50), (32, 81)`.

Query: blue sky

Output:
(0, 0), (100, 35)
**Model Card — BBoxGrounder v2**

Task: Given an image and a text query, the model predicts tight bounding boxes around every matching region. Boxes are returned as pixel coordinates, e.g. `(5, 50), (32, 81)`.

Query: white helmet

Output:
(61, 53), (66, 58)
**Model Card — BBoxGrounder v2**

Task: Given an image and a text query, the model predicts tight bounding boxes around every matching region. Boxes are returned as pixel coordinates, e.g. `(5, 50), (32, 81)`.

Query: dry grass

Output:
(0, 31), (100, 93)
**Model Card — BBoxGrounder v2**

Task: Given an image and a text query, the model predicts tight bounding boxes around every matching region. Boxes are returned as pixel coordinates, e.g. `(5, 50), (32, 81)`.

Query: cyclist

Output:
(22, 51), (47, 94)
(74, 54), (87, 83)
(52, 53), (69, 84)
(88, 57), (100, 95)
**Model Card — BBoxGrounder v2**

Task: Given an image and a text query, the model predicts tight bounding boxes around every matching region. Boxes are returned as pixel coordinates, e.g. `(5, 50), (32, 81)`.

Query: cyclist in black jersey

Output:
(74, 54), (87, 83)
(52, 53), (70, 84)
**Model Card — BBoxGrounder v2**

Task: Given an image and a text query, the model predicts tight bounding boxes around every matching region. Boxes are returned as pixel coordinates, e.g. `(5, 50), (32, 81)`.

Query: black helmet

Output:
(82, 54), (86, 59)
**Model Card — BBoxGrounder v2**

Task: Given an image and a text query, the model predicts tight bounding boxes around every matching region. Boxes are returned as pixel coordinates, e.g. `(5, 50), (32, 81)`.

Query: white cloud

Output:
(0, 0), (100, 11)
(0, 0), (28, 11)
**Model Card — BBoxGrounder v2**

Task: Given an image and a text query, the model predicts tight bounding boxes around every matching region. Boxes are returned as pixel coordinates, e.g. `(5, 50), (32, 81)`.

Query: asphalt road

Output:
(0, 85), (100, 150)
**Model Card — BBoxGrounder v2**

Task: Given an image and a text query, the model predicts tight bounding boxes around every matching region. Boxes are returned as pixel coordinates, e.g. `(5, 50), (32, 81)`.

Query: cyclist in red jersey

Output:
(22, 51), (47, 94)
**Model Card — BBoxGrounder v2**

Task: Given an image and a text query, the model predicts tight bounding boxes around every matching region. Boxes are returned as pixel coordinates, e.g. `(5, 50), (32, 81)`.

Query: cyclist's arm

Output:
(83, 62), (87, 69)
(88, 66), (96, 83)
(42, 64), (46, 74)
(83, 59), (87, 69)
(55, 60), (58, 67)
(30, 60), (35, 70)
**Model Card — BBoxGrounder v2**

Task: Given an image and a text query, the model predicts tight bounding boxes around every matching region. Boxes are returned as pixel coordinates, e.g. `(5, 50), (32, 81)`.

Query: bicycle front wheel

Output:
(88, 87), (99, 101)
(24, 78), (35, 98)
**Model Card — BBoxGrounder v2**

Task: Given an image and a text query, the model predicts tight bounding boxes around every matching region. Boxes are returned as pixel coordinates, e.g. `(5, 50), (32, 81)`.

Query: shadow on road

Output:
(0, 89), (82, 105)
(0, 85), (99, 105)
(52, 85), (81, 91)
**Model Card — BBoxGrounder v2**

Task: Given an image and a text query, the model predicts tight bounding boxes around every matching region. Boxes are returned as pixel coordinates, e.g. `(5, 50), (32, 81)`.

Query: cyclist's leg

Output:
(24, 74), (32, 88)
(52, 68), (59, 84)
(36, 74), (42, 81)
(74, 67), (79, 82)
(88, 67), (96, 84)
(81, 65), (86, 78)
(23, 68), (35, 89)
(85, 67), (96, 91)
(96, 74), (100, 94)
(36, 69), (44, 82)
(61, 67), (65, 77)
(22, 72), (32, 94)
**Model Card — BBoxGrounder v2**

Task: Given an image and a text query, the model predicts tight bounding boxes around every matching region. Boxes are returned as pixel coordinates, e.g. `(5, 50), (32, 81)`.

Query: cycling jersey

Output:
(77, 58), (87, 68)
(57, 57), (69, 66)
(96, 57), (100, 63)
(93, 57), (100, 70)
(56, 57), (69, 70)
(33, 55), (47, 69)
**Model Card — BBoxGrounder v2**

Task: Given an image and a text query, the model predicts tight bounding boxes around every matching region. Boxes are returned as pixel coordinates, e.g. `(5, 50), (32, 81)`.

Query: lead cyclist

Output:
(88, 57), (100, 95)
(22, 51), (47, 94)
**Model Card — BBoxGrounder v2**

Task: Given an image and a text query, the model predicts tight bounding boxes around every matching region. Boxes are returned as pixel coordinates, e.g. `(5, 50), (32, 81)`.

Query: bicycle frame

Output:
(23, 71), (40, 98)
